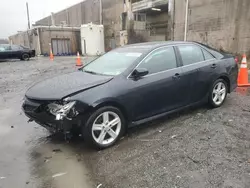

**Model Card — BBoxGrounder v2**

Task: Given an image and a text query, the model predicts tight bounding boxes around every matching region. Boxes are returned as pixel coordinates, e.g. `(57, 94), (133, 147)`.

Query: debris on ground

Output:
(158, 130), (162, 133)
(0, 177), (6, 180)
(52, 149), (62, 153)
(187, 156), (200, 164)
(26, 181), (29, 184)
(139, 139), (161, 142)
(97, 183), (102, 188)
(242, 108), (250, 112)
(52, 172), (67, 178)
(228, 119), (233, 122)
(171, 135), (177, 139)
(11, 126), (14, 128)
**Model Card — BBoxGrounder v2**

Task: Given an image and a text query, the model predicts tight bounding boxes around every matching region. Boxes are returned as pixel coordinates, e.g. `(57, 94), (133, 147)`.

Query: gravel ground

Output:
(0, 57), (250, 188)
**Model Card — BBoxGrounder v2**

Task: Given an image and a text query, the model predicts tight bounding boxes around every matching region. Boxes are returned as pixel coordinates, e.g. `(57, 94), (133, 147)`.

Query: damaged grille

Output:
(22, 104), (39, 112)
(23, 97), (54, 113)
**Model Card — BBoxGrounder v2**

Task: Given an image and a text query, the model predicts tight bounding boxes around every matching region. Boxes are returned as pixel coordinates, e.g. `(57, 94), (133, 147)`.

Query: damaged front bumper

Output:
(22, 97), (84, 133)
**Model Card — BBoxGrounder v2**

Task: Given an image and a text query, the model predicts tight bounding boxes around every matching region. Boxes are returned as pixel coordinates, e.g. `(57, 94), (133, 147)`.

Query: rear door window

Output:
(178, 45), (204, 66)
(11, 45), (22, 51)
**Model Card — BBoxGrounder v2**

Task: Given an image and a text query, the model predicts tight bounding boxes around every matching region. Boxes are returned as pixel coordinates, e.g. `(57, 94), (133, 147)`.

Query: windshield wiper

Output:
(83, 70), (111, 76)
(83, 70), (98, 75)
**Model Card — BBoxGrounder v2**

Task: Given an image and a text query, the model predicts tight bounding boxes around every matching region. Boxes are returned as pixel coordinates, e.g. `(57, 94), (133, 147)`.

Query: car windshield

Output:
(82, 48), (145, 76)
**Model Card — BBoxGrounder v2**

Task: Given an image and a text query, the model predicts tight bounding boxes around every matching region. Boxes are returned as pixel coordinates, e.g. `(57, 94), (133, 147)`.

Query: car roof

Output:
(119, 41), (198, 50)
(117, 41), (224, 59)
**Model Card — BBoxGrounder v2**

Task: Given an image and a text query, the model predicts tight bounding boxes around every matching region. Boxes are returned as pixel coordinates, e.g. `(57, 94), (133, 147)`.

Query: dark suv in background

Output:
(0, 44), (35, 61)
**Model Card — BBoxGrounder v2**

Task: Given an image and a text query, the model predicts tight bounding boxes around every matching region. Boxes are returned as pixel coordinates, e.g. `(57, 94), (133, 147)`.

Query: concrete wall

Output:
(102, 0), (124, 49)
(35, 1), (100, 27)
(147, 12), (168, 23)
(173, 0), (250, 54)
(147, 12), (168, 36)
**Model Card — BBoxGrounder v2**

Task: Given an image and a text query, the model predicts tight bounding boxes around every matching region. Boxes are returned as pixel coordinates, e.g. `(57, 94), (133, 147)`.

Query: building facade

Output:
(9, 27), (80, 56)
(35, 0), (123, 51)
(10, 0), (250, 56)
(121, 0), (170, 44)
(173, 0), (250, 55)
(9, 0), (171, 55)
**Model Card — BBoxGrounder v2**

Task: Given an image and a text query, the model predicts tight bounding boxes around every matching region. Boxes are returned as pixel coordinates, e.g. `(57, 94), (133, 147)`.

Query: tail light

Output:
(234, 56), (239, 64)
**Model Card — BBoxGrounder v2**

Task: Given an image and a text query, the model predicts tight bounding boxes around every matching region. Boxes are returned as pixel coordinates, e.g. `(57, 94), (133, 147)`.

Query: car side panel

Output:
(0, 51), (7, 59)
(223, 57), (238, 92)
(0, 49), (12, 59)
(187, 59), (220, 103)
(69, 78), (135, 122)
(125, 68), (190, 121)
(11, 47), (23, 59)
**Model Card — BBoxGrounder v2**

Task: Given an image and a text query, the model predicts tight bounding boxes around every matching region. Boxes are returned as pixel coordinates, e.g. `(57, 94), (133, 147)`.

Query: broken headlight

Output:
(47, 101), (78, 120)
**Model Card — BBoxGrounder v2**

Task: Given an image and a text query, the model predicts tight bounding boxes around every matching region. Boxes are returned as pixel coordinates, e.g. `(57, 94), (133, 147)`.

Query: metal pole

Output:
(26, 2), (31, 29)
(37, 28), (41, 55)
(99, 0), (103, 25)
(184, 0), (189, 41)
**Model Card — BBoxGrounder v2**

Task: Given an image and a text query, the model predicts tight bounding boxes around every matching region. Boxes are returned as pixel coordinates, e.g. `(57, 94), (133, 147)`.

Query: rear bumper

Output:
(30, 50), (36, 57)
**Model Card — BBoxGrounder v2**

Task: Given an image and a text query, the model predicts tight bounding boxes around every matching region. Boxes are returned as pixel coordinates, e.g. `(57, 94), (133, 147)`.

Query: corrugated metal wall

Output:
(52, 39), (71, 55)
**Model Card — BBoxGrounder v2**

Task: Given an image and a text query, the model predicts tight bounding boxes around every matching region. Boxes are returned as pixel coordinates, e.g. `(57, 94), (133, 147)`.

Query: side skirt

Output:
(128, 97), (208, 128)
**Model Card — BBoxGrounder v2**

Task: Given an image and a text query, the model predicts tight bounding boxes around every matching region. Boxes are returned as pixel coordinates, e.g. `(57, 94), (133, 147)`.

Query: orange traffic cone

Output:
(238, 54), (250, 87)
(76, 52), (83, 66)
(50, 49), (54, 61)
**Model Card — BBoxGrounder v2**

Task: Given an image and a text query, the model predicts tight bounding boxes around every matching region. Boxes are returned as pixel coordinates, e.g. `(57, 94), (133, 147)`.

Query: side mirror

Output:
(131, 68), (149, 79)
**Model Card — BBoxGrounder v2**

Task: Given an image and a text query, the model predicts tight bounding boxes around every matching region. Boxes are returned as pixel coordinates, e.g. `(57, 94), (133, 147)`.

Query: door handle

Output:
(211, 64), (217, 69)
(172, 73), (181, 80)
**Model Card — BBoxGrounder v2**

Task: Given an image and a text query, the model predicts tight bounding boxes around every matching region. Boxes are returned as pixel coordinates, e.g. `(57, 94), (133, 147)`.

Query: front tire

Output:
(83, 106), (125, 149)
(208, 79), (228, 108)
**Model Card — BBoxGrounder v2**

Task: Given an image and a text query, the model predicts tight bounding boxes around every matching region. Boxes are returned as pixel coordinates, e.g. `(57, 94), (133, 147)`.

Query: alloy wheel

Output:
(91, 111), (121, 145)
(23, 54), (29, 61)
(212, 82), (226, 106)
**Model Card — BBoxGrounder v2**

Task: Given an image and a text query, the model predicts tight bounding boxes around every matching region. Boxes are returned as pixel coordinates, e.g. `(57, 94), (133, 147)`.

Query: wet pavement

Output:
(1, 57), (250, 188)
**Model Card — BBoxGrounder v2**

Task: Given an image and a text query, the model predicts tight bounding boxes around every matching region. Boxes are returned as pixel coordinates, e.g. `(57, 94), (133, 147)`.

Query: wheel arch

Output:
(217, 74), (231, 93)
(91, 100), (130, 125)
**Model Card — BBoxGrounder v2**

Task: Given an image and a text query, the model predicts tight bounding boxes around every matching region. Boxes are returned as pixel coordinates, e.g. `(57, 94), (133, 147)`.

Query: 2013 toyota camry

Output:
(22, 41), (238, 149)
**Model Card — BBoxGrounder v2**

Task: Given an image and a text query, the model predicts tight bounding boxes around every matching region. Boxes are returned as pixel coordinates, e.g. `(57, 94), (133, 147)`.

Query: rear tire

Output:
(208, 79), (228, 108)
(83, 106), (125, 149)
(21, 53), (30, 61)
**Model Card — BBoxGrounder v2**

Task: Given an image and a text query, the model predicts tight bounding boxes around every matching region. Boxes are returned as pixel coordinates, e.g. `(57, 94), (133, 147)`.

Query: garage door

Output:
(52, 39), (71, 56)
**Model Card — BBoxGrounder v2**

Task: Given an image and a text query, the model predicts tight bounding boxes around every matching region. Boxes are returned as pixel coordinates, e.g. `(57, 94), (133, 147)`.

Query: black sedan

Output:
(22, 41), (238, 149)
(0, 44), (35, 61)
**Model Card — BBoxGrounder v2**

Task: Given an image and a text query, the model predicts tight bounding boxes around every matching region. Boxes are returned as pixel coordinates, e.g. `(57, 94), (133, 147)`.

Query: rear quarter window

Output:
(196, 43), (223, 59)
(202, 49), (215, 60)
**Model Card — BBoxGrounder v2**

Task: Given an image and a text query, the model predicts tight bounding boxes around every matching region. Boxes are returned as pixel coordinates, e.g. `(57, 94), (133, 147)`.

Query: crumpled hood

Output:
(25, 71), (113, 100)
